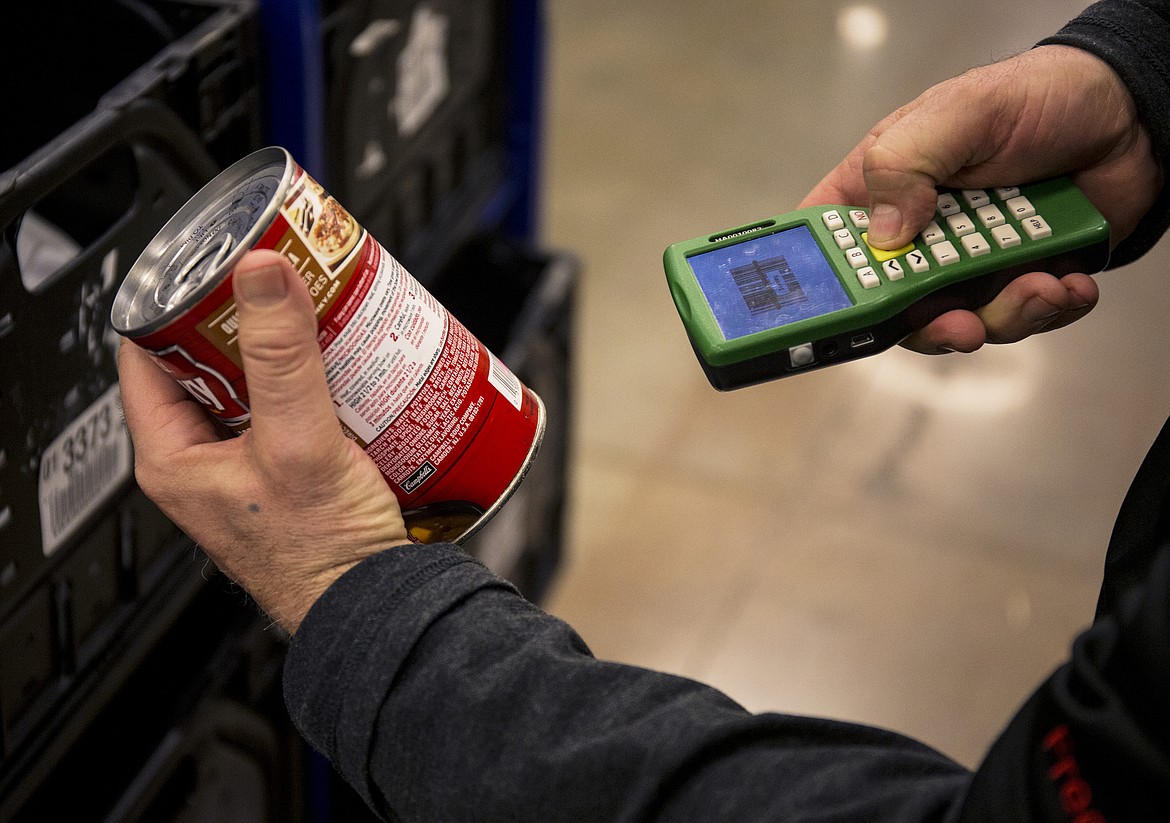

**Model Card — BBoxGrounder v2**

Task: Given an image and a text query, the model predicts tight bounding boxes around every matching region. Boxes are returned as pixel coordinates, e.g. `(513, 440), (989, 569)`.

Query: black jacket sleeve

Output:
(1038, 0), (1170, 267)
(281, 501), (1170, 823)
(280, 416), (1170, 823)
(958, 418), (1170, 822)
(282, 545), (972, 822)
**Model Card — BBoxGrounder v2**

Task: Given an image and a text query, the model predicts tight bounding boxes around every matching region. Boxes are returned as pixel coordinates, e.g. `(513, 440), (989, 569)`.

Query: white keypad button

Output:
(991, 224), (1021, 249)
(960, 232), (992, 257)
(882, 259), (905, 281)
(845, 247), (869, 269)
(962, 189), (991, 208)
(930, 241), (960, 266)
(945, 213), (976, 236)
(822, 210), (845, 231)
(920, 221), (945, 245)
(994, 186), (1021, 200)
(937, 193), (962, 217)
(833, 228), (857, 249)
(975, 204), (1006, 228)
(1021, 215), (1053, 240)
(857, 266), (880, 289)
(849, 209), (870, 228)
(1005, 195), (1036, 220)
(906, 249), (930, 273)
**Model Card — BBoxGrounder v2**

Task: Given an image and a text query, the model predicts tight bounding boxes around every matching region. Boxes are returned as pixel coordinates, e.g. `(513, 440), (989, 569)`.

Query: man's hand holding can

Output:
(119, 250), (412, 633)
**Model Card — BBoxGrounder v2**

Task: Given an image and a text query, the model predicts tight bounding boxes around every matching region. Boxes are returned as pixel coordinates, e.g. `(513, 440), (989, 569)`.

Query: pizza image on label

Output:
(310, 196), (360, 264)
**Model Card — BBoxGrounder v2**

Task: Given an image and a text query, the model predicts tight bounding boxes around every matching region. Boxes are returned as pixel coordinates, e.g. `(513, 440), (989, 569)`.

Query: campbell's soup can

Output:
(111, 146), (544, 545)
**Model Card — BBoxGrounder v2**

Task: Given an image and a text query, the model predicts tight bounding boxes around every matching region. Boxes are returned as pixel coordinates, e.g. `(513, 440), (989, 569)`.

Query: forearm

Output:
(283, 545), (971, 822)
(282, 534), (1169, 822)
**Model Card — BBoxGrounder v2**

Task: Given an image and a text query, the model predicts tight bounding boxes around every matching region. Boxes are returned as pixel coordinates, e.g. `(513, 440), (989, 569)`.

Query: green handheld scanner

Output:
(663, 178), (1109, 390)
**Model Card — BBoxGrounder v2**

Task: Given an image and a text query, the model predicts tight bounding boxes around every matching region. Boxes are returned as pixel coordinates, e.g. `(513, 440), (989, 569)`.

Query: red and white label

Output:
(321, 247), (452, 445)
(129, 159), (540, 522)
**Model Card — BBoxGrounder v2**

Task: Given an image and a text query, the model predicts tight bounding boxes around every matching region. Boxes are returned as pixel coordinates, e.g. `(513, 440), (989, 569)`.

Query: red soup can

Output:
(111, 146), (544, 544)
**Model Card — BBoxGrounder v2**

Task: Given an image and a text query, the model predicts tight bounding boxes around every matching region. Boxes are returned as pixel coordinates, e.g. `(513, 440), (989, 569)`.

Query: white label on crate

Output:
(38, 384), (133, 557)
(17, 211), (82, 291)
(394, 5), (450, 137)
(349, 18), (402, 58)
(488, 352), (523, 411)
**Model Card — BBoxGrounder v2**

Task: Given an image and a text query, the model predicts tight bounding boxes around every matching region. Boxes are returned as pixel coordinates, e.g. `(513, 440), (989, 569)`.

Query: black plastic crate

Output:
(0, 0), (263, 594)
(1, 1), (263, 175)
(7, 582), (306, 823)
(0, 112), (217, 607)
(0, 108), (218, 805)
(318, 0), (513, 282)
(0, 0), (265, 809)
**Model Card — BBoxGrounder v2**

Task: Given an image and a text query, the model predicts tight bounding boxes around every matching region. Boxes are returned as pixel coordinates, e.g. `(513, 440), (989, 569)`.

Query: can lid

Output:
(111, 147), (294, 336)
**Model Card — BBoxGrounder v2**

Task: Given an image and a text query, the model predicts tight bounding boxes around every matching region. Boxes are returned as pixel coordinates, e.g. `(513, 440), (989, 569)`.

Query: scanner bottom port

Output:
(850, 332), (876, 349)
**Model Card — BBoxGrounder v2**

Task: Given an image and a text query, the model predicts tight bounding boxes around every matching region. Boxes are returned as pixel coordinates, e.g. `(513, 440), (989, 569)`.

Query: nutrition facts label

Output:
(323, 246), (447, 440)
(321, 243), (484, 490)
(366, 321), (482, 489)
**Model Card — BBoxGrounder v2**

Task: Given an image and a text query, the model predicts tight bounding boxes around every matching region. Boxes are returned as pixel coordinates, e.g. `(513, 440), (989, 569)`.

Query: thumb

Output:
(232, 251), (342, 460)
(861, 77), (1009, 248)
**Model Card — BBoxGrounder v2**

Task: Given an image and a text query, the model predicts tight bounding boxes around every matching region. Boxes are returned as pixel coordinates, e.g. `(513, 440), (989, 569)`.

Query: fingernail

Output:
(868, 203), (903, 246)
(235, 264), (288, 307)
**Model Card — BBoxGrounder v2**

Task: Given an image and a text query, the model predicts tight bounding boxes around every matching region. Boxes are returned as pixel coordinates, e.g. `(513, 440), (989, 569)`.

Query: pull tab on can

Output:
(155, 233), (235, 312)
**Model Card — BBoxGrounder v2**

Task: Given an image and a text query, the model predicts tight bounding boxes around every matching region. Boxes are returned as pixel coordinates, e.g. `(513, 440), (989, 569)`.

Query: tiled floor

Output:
(536, 1), (1170, 768)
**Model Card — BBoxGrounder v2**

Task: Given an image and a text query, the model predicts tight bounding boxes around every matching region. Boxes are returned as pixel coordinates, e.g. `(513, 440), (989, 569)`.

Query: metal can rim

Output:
(111, 146), (295, 337)
(451, 390), (547, 545)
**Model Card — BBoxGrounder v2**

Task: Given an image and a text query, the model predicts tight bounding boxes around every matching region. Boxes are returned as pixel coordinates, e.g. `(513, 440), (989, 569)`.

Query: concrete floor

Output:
(536, 0), (1170, 768)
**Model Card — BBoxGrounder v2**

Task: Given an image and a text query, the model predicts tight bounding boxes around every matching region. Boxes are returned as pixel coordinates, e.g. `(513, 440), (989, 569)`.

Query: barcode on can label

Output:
(38, 384), (133, 557)
(488, 352), (523, 411)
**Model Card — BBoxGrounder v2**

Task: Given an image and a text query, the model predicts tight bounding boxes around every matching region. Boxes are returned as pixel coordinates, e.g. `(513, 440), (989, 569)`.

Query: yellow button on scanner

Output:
(861, 233), (916, 263)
